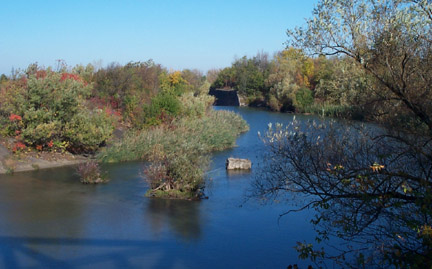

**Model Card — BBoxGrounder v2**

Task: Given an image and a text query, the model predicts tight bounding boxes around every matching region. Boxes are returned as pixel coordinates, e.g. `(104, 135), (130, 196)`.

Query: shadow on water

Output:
(0, 236), (185, 268)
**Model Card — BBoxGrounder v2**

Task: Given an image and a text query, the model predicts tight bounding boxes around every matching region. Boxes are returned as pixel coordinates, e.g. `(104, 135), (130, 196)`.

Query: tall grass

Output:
(98, 109), (248, 163)
(302, 103), (364, 120)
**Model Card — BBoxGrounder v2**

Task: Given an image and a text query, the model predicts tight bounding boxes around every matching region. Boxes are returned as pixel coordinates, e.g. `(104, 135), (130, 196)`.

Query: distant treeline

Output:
(210, 48), (376, 120)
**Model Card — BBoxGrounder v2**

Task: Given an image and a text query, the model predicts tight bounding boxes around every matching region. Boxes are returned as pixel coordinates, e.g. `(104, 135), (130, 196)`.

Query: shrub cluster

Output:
(143, 144), (207, 200)
(0, 70), (115, 153)
(76, 160), (107, 184)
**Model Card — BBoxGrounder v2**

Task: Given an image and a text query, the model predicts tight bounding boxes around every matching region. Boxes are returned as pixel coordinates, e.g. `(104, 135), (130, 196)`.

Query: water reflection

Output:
(146, 199), (202, 241)
(226, 169), (251, 177)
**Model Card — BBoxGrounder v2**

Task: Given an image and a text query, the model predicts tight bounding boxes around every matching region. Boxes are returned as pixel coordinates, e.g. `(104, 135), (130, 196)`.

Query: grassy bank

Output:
(98, 109), (248, 163)
(302, 103), (364, 120)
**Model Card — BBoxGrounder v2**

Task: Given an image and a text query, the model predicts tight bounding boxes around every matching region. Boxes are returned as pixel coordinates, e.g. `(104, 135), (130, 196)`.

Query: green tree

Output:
(254, 0), (432, 267)
(181, 69), (206, 95)
(159, 71), (189, 96)
(92, 60), (163, 127)
(295, 87), (314, 109)
(210, 67), (236, 90)
(210, 53), (272, 99)
(314, 57), (372, 107)
(0, 74), (8, 84)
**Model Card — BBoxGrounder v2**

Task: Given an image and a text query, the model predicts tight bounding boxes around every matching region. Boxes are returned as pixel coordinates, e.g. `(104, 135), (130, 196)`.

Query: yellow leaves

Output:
(401, 182), (412, 194)
(370, 162), (384, 172)
(159, 71), (189, 94)
(417, 225), (432, 238)
(169, 71), (183, 85)
(325, 162), (344, 172)
(280, 47), (305, 61)
(396, 234), (405, 242)
(334, 164), (344, 170)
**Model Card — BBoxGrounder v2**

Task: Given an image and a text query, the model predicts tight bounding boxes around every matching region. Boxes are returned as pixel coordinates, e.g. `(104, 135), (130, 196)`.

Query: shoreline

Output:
(0, 142), (88, 174)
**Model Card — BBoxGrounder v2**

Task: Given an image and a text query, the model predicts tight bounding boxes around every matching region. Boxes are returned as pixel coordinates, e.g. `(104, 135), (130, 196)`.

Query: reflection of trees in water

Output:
(0, 167), (87, 239)
(147, 199), (202, 241)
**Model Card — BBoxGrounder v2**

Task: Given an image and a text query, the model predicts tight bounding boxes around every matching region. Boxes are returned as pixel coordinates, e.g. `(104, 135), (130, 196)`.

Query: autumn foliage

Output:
(0, 68), (114, 153)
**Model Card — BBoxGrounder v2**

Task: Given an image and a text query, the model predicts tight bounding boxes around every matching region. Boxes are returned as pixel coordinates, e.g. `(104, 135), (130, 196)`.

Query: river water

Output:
(0, 107), (327, 268)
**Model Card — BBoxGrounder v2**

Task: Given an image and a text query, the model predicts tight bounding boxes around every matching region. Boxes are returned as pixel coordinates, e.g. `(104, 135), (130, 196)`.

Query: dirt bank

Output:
(0, 142), (87, 174)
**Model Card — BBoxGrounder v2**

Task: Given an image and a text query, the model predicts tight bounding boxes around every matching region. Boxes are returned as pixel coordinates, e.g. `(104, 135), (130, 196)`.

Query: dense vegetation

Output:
(253, 0), (432, 267)
(210, 48), (372, 120)
(100, 99), (248, 199)
(0, 61), (247, 199)
(0, 69), (115, 153)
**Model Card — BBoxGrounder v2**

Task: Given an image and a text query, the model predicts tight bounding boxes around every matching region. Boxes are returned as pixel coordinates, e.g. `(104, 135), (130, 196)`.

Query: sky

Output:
(0, 0), (318, 75)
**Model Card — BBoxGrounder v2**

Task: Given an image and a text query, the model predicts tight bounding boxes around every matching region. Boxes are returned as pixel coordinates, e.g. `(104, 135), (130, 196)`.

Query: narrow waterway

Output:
(0, 107), (328, 268)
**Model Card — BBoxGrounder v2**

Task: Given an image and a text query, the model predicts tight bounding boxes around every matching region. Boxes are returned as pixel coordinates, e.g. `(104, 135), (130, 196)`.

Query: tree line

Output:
(210, 49), (378, 120)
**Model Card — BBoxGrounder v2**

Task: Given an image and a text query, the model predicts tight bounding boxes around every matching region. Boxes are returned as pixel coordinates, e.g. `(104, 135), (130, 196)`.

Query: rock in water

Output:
(226, 158), (252, 170)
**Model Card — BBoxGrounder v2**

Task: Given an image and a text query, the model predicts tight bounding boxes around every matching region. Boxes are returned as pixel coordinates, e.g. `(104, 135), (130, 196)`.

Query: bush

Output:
(143, 92), (182, 126)
(267, 94), (281, 111)
(178, 92), (214, 117)
(143, 146), (207, 200)
(76, 161), (107, 184)
(0, 69), (115, 153)
(64, 110), (115, 153)
(295, 87), (314, 111)
(303, 103), (364, 120)
(21, 121), (60, 146)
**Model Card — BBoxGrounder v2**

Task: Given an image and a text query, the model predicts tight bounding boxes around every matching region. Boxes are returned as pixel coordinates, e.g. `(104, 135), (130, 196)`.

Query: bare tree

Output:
(253, 0), (432, 267)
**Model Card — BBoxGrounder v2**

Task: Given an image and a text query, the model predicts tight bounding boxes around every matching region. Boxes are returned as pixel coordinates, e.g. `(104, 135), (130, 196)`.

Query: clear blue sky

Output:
(0, 0), (317, 75)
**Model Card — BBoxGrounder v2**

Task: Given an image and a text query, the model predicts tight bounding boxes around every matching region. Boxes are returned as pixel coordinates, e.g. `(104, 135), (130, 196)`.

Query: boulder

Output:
(226, 158), (252, 170)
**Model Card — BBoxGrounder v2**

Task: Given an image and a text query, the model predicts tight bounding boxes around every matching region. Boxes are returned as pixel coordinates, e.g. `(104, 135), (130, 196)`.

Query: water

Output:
(0, 107), (325, 268)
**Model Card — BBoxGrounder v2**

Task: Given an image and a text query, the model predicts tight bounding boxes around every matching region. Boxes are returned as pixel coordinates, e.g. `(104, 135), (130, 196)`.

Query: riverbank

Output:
(0, 139), (87, 174)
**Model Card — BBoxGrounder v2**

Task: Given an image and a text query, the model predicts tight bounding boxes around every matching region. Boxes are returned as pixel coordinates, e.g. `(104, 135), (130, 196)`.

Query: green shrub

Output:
(21, 121), (60, 146)
(143, 92), (182, 125)
(64, 110), (115, 153)
(0, 70), (115, 153)
(178, 92), (214, 117)
(302, 103), (364, 119)
(268, 94), (281, 111)
(295, 87), (314, 111)
(144, 146), (207, 200)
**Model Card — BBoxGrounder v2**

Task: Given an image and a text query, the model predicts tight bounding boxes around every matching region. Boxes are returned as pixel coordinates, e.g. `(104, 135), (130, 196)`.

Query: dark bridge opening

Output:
(209, 89), (240, 106)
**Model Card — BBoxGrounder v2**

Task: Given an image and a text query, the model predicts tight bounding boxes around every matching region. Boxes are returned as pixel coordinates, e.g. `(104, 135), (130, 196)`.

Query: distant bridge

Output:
(208, 88), (240, 106)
